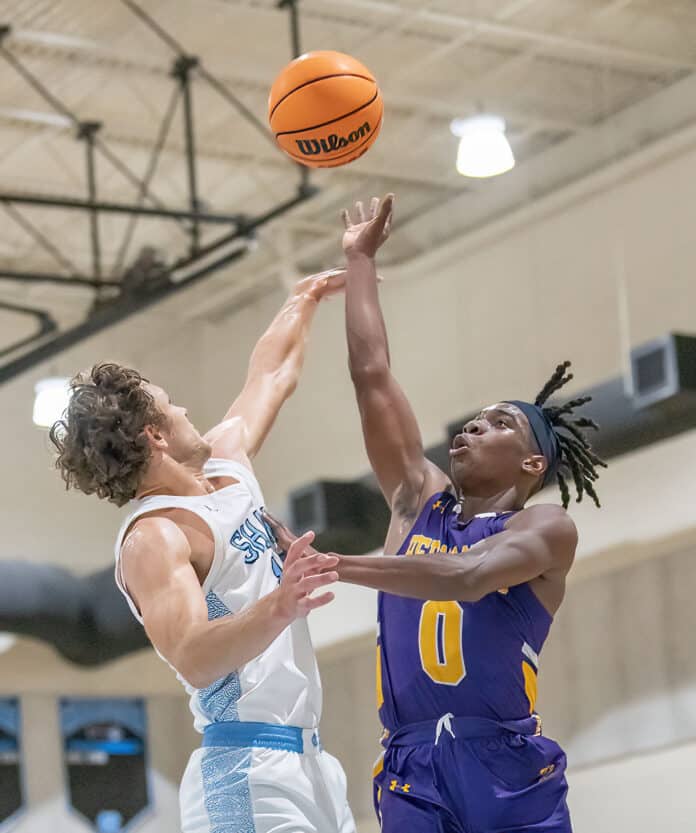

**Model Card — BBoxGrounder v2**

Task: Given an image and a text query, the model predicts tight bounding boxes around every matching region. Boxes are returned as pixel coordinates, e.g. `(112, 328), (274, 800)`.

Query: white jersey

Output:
(114, 458), (322, 733)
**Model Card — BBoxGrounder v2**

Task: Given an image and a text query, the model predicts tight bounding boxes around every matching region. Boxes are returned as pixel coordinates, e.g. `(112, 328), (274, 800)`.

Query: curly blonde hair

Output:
(50, 363), (164, 507)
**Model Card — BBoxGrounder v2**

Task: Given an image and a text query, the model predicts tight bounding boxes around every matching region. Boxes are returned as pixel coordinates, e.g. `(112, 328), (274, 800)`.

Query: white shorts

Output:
(180, 738), (355, 833)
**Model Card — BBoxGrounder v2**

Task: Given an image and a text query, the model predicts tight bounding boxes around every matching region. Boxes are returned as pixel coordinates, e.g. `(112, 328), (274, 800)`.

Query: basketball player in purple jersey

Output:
(268, 195), (605, 833)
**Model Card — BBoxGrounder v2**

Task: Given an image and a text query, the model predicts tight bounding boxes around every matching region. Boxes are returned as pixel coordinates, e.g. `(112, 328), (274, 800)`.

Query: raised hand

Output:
(293, 267), (347, 303)
(341, 193), (394, 260)
(273, 531), (338, 619)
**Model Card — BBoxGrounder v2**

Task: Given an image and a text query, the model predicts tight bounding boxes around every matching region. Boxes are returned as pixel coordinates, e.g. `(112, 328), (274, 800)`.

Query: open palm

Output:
(342, 194), (394, 259)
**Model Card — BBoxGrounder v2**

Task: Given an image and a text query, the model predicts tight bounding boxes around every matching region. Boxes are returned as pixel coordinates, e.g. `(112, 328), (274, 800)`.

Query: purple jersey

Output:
(377, 491), (553, 732)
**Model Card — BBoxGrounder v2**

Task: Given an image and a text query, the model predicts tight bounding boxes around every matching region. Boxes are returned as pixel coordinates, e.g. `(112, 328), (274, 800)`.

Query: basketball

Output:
(268, 50), (383, 168)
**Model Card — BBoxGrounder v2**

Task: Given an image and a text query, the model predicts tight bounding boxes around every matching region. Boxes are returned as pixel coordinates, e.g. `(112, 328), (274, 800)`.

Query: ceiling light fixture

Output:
(450, 114), (515, 178)
(33, 377), (71, 428)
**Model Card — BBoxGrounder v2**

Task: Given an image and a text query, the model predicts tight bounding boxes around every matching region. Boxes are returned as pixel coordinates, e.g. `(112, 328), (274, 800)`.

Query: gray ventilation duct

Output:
(0, 563), (148, 665)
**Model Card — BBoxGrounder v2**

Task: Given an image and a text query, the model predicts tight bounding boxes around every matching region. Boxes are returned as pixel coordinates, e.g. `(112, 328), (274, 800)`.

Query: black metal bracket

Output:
(0, 1), (315, 384)
(0, 300), (57, 360)
(76, 120), (103, 286)
(170, 55), (201, 255)
(277, 0), (302, 59)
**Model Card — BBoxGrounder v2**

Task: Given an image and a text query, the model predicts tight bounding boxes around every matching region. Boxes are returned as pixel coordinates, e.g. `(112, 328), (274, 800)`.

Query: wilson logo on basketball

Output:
(296, 122), (371, 156)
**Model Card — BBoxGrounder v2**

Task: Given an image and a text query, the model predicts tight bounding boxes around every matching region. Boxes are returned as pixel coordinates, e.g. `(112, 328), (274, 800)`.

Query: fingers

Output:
(298, 591), (335, 614)
(341, 208), (351, 229)
(383, 210), (393, 237)
(369, 196), (380, 220)
(299, 571), (339, 594)
(321, 274), (346, 300)
(261, 508), (291, 535)
(323, 269), (347, 291)
(312, 267), (346, 279)
(285, 551), (337, 581)
(323, 267), (347, 278)
(261, 509), (298, 553)
(283, 531), (316, 570)
(377, 194), (394, 226)
(355, 201), (366, 223)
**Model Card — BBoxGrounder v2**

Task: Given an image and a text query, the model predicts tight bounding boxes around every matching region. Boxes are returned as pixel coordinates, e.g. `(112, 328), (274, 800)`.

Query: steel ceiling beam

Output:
(0, 2), (316, 383)
(0, 185), (315, 385)
(0, 270), (119, 289)
(0, 299), (57, 361)
(0, 193), (243, 225)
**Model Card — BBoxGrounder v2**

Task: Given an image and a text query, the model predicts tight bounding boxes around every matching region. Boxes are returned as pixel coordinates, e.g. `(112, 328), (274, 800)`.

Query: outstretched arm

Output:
(265, 505), (576, 614)
(335, 505), (576, 610)
(205, 268), (345, 464)
(343, 195), (448, 517)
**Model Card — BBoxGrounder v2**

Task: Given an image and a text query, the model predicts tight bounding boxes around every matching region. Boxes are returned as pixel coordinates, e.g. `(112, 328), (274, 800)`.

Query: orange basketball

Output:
(268, 50), (383, 169)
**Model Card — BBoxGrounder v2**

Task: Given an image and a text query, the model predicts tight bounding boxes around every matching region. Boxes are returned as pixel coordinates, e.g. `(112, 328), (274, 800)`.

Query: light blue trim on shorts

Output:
(202, 721), (320, 753)
(200, 746), (255, 833)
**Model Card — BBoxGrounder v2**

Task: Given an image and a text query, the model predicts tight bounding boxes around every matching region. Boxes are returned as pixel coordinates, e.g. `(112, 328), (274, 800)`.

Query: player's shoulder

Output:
(123, 512), (192, 561)
(506, 503), (577, 559)
(508, 502), (575, 527)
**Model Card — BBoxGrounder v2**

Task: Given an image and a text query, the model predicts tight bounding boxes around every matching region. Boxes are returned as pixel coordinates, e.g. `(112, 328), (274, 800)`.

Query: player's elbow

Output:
(349, 359), (390, 387)
(170, 634), (219, 690)
(186, 668), (219, 691)
(454, 573), (488, 603)
(174, 650), (218, 690)
(452, 561), (493, 603)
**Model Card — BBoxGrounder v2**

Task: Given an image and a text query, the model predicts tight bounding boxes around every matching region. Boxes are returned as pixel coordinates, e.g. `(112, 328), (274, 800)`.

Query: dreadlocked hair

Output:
(534, 361), (607, 509)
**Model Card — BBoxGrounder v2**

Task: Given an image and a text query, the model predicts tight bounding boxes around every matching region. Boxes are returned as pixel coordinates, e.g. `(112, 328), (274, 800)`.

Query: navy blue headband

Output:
(506, 400), (560, 488)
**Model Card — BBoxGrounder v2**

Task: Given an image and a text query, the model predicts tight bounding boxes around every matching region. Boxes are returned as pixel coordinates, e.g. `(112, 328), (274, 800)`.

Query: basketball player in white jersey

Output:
(49, 269), (356, 833)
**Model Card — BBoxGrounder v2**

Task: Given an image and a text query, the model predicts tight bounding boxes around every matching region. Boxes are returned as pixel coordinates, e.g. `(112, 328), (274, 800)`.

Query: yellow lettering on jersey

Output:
(376, 644), (384, 709)
(405, 539), (470, 556)
(522, 661), (538, 714)
(406, 534), (431, 555)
